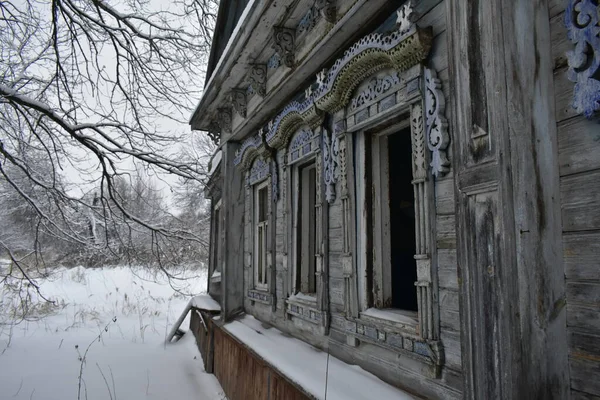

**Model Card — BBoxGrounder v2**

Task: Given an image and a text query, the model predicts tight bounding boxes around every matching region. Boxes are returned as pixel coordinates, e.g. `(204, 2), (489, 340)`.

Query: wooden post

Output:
(446, 0), (570, 398)
(221, 141), (245, 321)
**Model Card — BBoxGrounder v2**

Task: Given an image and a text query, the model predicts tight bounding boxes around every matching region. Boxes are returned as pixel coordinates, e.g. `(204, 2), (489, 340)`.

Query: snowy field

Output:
(0, 262), (225, 400)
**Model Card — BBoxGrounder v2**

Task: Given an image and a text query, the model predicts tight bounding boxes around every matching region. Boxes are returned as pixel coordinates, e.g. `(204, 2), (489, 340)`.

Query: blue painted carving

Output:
(267, 52), (281, 69)
(247, 158), (270, 186)
(288, 128), (318, 163)
(234, 134), (262, 166)
(565, 0), (600, 119)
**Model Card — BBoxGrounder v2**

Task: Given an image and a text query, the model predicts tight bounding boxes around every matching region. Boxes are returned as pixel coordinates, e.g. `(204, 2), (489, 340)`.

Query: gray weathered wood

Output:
(561, 170), (600, 231)
(447, 0), (570, 398)
(435, 176), (456, 215)
(436, 214), (456, 249)
(548, 0), (565, 19)
(567, 304), (600, 333)
(440, 330), (462, 369)
(558, 117), (600, 176)
(564, 232), (600, 281)
(568, 331), (600, 359)
(221, 142), (246, 320)
(566, 281), (600, 305)
(439, 288), (460, 311)
(571, 357), (600, 397)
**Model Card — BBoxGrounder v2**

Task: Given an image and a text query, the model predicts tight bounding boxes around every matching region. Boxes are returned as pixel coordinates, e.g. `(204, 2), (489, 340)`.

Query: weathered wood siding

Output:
(213, 323), (311, 400)
(239, 0), (464, 398)
(551, 1), (600, 398)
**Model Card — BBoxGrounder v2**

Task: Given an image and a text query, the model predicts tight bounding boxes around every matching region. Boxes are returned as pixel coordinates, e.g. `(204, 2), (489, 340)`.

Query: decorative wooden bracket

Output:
(565, 0), (600, 119)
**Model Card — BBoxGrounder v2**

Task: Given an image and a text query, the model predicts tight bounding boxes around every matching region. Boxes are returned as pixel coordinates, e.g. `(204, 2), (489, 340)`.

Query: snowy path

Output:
(0, 265), (225, 400)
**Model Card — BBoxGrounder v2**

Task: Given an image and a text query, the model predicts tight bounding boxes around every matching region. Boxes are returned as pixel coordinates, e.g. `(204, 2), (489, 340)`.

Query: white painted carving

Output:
(424, 67), (450, 178)
(323, 128), (339, 203)
(397, 1), (416, 32)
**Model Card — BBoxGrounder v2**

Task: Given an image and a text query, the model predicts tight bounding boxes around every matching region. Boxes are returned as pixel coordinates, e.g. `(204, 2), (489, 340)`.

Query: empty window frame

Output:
(366, 126), (418, 312)
(212, 200), (222, 279)
(293, 161), (317, 295)
(254, 181), (269, 289)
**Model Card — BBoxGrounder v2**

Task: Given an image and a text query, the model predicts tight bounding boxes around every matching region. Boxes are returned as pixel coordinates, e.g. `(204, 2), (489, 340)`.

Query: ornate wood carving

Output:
(230, 89), (247, 118)
(248, 64), (267, 97)
(287, 128), (319, 163)
(424, 68), (450, 177)
(247, 157), (270, 186)
(216, 108), (232, 133)
(396, 1), (417, 32)
(410, 103), (435, 340)
(313, 23), (431, 113)
(565, 0), (600, 119)
(272, 27), (296, 68)
(351, 72), (401, 109)
(315, 0), (336, 23)
(271, 159), (279, 202)
(323, 128), (340, 203)
(234, 5), (433, 169)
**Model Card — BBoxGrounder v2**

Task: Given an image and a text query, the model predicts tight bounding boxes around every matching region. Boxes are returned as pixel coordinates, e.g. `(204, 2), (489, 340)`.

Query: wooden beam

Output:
(446, 0), (570, 397)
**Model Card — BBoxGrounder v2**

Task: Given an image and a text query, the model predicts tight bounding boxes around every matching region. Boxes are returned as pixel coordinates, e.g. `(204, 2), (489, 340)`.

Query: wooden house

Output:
(192, 0), (600, 398)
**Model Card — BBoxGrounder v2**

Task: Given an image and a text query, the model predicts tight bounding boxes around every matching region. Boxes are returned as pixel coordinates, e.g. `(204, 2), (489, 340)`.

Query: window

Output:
(211, 200), (222, 282)
(366, 126), (418, 312)
(254, 181), (269, 289)
(294, 161), (317, 294)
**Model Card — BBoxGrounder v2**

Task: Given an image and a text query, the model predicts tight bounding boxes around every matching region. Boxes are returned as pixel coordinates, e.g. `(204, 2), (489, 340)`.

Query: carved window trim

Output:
(565, 0), (600, 119)
(246, 158), (273, 295)
(336, 64), (447, 373)
(285, 128), (327, 324)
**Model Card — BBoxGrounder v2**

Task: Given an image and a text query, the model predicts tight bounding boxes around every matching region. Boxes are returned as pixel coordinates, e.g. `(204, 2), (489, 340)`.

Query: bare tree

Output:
(0, 0), (219, 292)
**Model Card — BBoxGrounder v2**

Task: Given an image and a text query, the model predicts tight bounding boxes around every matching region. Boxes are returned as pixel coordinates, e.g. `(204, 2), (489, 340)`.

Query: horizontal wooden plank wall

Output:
(212, 323), (311, 400)
(550, 2), (600, 398)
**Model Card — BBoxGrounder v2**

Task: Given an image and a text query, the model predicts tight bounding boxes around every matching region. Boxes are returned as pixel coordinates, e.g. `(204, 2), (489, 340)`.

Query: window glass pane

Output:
(257, 226), (263, 283)
(258, 186), (268, 222)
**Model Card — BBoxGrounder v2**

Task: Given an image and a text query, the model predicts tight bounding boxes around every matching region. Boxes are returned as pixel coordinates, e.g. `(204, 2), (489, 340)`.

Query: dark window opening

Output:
(296, 162), (317, 294)
(388, 130), (418, 311)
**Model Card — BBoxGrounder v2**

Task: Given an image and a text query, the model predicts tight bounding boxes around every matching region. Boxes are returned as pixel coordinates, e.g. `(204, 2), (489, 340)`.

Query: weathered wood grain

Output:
(549, 0), (565, 18)
(554, 67), (578, 122)
(440, 330), (462, 369)
(436, 214), (456, 249)
(439, 288), (460, 311)
(561, 170), (600, 231)
(437, 248), (458, 290)
(564, 231), (600, 281)
(419, 0), (447, 38)
(435, 176), (456, 215)
(550, 11), (569, 70)
(568, 303), (600, 333)
(439, 308), (460, 332)
(567, 281), (600, 306)
(558, 116), (600, 176)
(570, 357), (600, 397)
(569, 331), (600, 359)
(571, 389), (600, 400)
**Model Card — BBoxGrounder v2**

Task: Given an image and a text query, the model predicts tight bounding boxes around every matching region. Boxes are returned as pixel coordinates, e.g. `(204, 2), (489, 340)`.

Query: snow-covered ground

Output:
(0, 262), (225, 400)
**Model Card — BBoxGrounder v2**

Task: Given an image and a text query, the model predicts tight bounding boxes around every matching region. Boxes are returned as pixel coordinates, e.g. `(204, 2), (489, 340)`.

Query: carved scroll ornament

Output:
(248, 64), (267, 97)
(565, 0), (600, 119)
(234, 4), (433, 168)
(273, 27), (296, 68)
(230, 89), (247, 118)
(323, 128), (340, 203)
(424, 68), (449, 177)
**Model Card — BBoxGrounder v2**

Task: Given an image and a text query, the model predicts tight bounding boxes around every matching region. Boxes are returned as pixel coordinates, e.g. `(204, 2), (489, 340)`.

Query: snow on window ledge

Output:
(210, 270), (222, 282)
(287, 292), (317, 305)
(360, 308), (419, 335)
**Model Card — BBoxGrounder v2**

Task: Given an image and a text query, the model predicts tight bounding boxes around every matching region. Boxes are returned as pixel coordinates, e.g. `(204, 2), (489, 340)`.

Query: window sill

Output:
(287, 292), (317, 306)
(210, 271), (222, 283)
(247, 289), (273, 305)
(359, 308), (419, 337)
(285, 295), (322, 325)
